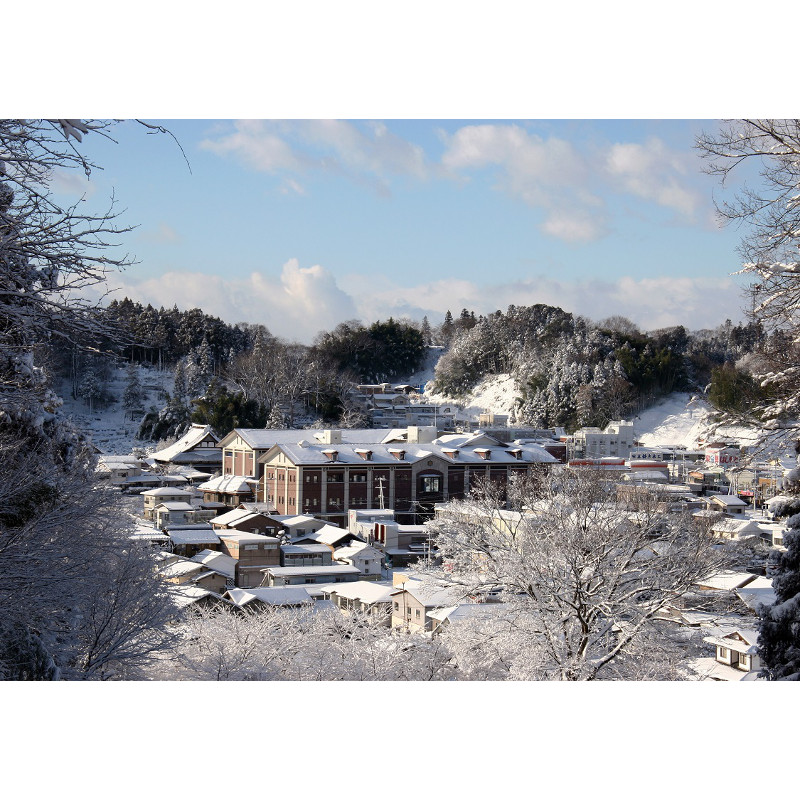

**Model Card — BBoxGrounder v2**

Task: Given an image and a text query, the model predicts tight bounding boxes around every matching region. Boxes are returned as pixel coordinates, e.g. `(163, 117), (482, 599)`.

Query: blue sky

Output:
(62, 118), (750, 343)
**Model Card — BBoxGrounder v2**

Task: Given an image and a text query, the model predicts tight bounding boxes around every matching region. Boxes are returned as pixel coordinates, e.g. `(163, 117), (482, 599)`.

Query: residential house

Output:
(705, 494), (748, 517)
(217, 532), (281, 589)
(210, 507), (280, 536)
(291, 523), (362, 549)
(222, 586), (314, 610)
(141, 487), (195, 521)
(333, 542), (383, 579)
(260, 564), (361, 587)
(150, 423), (222, 472)
(190, 549), (237, 592)
(323, 581), (394, 624)
(168, 527), (221, 558)
(702, 629), (762, 676)
(197, 474), (257, 510)
(389, 579), (465, 633)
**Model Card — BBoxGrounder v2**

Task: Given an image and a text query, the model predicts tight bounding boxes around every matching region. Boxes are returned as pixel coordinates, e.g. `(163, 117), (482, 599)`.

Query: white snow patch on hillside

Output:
(425, 373), (520, 422)
(632, 392), (779, 451)
(404, 346), (444, 388)
(58, 364), (172, 456)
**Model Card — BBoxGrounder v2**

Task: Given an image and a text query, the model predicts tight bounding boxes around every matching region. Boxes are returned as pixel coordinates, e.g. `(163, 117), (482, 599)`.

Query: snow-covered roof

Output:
(298, 524), (354, 546)
(224, 587), (314, 607)
(168, 585), (223, 608)
(221, 428), (392, 450)
(155, 502), (195, 512)
(323, 581), (394, 604)
(391, 581), (465, 608)
(151, 424), (220, 463)
(140, 487), (194, 497)
(711, 518), (765, 537)
(210, 507), (262, 527)
(281, 544), (332, 554)
(216, 531), (280, 545)
(264, 565), (361, 577)
(159, 559), (205, 579)
(335, 543), (380, 560)
(169, 529), (221, 546)
(190, 550), (236, 578)
(702, 629), (759, 654)
(709, 494), (748, 507)
(427, 603), (508, 624)
(277, 514), (320, 528)
(735, 577), (776, 611)
(259, 439), (558, 467)
(198, 475), (255, 493)
(697, 571), (758, 591)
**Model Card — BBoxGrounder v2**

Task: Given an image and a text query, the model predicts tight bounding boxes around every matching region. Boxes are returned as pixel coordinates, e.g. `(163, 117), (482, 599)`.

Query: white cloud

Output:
(344, 272), (747, 334)
(441, 123), (607, 243)
(100, 258), (358, 343)
(137, 222), (181, 244)
(199, 119), (429, 194)
(98, 261), (746, 344)
(604, 137), (702, 218)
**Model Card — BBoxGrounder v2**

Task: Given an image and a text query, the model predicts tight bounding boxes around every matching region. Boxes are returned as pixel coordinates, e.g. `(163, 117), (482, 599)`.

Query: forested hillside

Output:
(428, 304), (769, 432)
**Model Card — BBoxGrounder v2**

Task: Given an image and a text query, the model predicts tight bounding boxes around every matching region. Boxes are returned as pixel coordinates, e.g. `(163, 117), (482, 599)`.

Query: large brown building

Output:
(257, 431), (558, 525)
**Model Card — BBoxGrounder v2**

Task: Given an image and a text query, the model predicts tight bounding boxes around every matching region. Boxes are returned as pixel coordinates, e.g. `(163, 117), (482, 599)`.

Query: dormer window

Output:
(356, 449), (372, 461)
(475, 448), (491, 460)
(444, 449), (459, 459)
(322, 449), (338, 462)
(389, 449), (405, 461)
(507, 448), (522, 460)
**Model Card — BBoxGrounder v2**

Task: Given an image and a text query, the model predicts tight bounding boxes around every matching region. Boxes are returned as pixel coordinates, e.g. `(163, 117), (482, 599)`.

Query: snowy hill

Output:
(424, 373), (520, 423)
(57, 364), (171, 456)
(631, 392), (772, 450)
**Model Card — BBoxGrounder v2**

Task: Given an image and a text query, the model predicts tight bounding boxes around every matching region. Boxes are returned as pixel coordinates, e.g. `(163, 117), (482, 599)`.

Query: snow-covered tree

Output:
(1, 119), (178, 678)
(697, 120), (800, 429)
(152, 604), (454, 681)
(758, 489), (800, 679)
(78, 367), (102, 412)
(423, 470), (725, 680)
(122, 362), (144, 416)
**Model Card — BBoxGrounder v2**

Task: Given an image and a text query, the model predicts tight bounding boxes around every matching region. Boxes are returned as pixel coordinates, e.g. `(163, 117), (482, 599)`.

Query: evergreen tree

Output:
(122, 362), (144, 416)
(78, 368), (102, 413)
(420, 316), (432, 346)
(758, 482), (800, 679)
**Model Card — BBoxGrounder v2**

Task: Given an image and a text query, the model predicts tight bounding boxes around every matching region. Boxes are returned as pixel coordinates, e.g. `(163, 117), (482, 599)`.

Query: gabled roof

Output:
(223, 587), (314, 607)
(169, 529), (221, 546)
(198, 475), (255, 493)
(324, 581), (395, 604)
(697, 570), (758, 591)
(141, 487), (194, 497)
(260, 440), (557, 467)
(391, 580), (465, 608)
(219, 428), (392, 450)
(155, 502), (195, 512)
(191, 550), (236, 578)
(708, 494), (748, 507)
(151, 424), (220, 463)
(297, 524), (355, 546)
(703, 629), (760, 654)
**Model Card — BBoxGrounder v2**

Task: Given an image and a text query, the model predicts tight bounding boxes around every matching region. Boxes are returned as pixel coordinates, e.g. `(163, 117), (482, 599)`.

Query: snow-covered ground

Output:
(632, 392), (792, 456)
(425, 373), (519, 422)
(58, 364), (171, 456)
